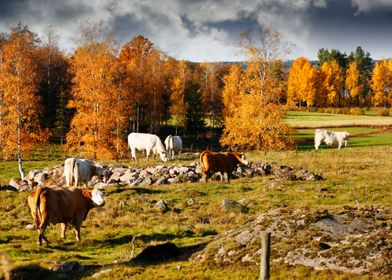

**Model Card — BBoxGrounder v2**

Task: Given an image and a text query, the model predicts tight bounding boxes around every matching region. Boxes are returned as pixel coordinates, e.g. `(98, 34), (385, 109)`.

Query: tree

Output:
(317, 48), (348, 70)
(66, 20), (126, 159)
(220, 28), (294, 150)
(169, 60), (189, 135)
(287, 57), (318, 107)
(345, 61), (362, 106)
(200, 62), (223, 129)
(371, 59), (391, 107)
(119, 35), (154, 132)
(348, 46), (374, 106)
(0, 24), (49, 179)
(319, 60), (344, 107)
(35, 26), (72, 142)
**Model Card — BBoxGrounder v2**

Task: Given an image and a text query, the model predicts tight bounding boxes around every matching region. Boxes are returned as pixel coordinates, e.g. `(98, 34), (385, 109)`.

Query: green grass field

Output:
(285, 111), (392, 127)
(1, 111), (392, 279)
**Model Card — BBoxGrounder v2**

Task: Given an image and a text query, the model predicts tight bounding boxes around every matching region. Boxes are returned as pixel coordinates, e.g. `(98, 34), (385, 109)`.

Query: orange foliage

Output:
(66, 44), (126, 159)
(287, 57), (318, 107)
(0, 30), (49, 163)
(220, 28), (293, 151)
(346, 61), (362, 105)
(319, 60), (344, 107)
(371, 59), (391, 107)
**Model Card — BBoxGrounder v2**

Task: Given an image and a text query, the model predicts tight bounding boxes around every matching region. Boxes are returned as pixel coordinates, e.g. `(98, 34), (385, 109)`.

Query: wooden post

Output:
(260, 231), (271, 280)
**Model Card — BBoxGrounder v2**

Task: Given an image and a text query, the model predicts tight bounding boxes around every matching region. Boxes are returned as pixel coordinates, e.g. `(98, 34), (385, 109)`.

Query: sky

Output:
(0, 0), (391, 62)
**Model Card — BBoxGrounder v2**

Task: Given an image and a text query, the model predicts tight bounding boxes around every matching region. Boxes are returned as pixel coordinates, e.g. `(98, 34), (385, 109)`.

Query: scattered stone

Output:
(155, 199), (168, 213)
(154, 177), (168, 185)
(92, 269), (112, 278)
(273, 165), (297, 180)
(25, 224), (35, 230)
(301, 169), (324, 181)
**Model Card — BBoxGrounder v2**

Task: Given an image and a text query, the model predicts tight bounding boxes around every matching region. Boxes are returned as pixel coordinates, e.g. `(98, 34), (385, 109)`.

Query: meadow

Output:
(1, 111), (391, 279)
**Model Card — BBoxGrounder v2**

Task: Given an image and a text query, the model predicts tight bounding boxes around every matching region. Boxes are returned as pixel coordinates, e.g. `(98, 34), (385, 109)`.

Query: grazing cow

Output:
(164, 135), (183, 159)
(314, 129), (349, 150)
(199, 151), (249, 182)
(27, 186), (105, 246)
(128, 132), (168, 162)
(64, 158), (105, 187)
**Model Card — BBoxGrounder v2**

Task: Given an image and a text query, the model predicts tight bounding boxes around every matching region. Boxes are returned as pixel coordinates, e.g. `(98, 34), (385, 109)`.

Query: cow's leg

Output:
(74, 225), (81, 242)
(202, 173), (208, 182)
(146, 149), (150, 161)
(37, 215), (49, 246)
(131, 148), (137, 161)
(61, 223), (67, 239)
(226, 172), (231, 183)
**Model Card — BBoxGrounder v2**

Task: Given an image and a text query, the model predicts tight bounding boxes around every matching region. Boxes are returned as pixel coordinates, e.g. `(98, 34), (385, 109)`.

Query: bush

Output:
(377, 108), (390, 116)
(349, 107), (365, 115)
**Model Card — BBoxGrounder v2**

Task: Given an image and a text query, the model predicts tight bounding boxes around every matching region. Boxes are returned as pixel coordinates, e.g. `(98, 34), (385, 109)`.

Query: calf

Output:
(200, 151), (249, 182)
(27, 187), (105, 246)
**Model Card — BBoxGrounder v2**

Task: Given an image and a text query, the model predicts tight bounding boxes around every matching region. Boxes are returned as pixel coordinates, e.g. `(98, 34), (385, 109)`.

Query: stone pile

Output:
(0, 161), (323, 191)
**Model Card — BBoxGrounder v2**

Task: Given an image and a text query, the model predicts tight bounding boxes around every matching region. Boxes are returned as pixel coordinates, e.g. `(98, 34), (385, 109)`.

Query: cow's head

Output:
(160, 151), (168, 162)
(91, 188), (105, 207)
(240, 154), (249, 165)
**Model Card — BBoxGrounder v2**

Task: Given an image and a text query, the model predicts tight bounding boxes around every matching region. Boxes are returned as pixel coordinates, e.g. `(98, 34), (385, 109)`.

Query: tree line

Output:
(0, 22), (390, 177)
(287, 47), (392, 108)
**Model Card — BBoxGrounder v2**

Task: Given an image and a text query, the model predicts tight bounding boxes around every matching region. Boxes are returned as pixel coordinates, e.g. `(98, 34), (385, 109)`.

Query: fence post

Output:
(260, 231), (271, 280)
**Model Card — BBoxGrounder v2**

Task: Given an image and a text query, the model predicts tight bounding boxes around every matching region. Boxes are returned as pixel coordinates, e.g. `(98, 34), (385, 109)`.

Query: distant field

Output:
(285, 111), (392, 128)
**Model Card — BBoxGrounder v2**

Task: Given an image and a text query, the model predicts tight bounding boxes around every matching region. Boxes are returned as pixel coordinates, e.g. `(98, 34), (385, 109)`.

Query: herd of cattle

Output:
(27, 129), (348, 245)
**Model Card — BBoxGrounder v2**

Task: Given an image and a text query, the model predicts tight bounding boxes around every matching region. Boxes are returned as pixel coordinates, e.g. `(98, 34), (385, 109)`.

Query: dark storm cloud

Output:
(0, 0), (391, 60)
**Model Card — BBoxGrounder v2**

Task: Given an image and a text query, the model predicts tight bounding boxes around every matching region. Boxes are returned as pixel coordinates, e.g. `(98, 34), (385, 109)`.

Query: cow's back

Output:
(128, 133), (156, 150)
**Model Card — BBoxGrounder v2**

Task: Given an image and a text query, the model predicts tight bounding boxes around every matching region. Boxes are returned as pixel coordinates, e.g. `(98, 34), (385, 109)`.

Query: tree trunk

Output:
(17, 115), (25, 180)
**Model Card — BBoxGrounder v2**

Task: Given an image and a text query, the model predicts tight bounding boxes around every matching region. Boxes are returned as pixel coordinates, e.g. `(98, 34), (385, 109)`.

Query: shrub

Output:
(349, 107), (365, 115)
(377, 109), (390, 116)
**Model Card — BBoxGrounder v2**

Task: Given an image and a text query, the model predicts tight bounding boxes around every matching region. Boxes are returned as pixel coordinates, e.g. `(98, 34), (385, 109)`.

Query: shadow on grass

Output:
(130, 242), (208, 266)
(10, 263), (101, 280)
(108, 187), (165, 195)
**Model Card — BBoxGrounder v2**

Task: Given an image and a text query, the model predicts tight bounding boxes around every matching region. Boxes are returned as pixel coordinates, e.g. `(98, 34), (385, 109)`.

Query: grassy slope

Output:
(1, 111), (392, 279)
(1, 147), (392, 279)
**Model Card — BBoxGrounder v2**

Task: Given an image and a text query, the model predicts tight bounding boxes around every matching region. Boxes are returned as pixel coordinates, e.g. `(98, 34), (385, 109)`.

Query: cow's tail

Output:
(33, 187), (46, 229)
(199, 151), (207, 174)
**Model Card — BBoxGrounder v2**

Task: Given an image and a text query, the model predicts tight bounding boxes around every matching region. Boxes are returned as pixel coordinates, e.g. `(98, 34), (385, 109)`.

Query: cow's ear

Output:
(82, 189), (92, 198)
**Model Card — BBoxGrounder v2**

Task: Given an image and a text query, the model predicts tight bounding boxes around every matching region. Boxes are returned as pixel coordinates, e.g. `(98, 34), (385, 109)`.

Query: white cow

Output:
(128, 132), (168, 162)
(64, 158), (105, 187)
(314, 129), (349, 150)
(164, 135), (183, 159)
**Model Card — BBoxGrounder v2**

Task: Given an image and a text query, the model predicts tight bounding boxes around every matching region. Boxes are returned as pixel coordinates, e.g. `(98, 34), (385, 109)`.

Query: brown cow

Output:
(199, 151), (249, 182)
(27, 187), (105, 246)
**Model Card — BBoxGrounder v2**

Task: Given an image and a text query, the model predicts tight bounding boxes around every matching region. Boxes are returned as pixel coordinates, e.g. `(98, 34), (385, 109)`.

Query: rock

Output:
(155, 199), (168, 213)
(273, 165), (297, 180)
(130, 177), (144, 187)
(93, 182), (108, 189)
(139, 177), (153, 186)
(154, 177), (168, 185)
(139, 169), (150, 178)
(19, 184), (33, 192)
(53, 261), (80, 273)
(119, 170), (135, 183)
(178, 166), (190, 175)
(222, 198), (249, 213)
(26, 170), (41, 181)
(187, 198), (195, 206)
(34, 172), (48, 185)
(109, 168), (128, 182)
(26, 224), (35, 230)
(92, 269), (113, 278)
(301, 169), (324, 181)
(9, 178), (22, 190)
(235, 230), (253, 245)
(167, 177), (180, 184)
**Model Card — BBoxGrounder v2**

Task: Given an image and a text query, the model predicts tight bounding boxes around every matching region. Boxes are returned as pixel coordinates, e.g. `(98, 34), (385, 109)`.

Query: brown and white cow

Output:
(199, 151), (249, 182)
(27, 186), (105, 246)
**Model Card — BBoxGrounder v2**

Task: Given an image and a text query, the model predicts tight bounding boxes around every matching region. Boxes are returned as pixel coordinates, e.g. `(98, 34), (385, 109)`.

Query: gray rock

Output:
(139, 177), (153, 186)
(273, 165), (297, 180)
(26, 224), (35, 230)
(130, 177), (144, 187)
(167, 177), (180, 184)
(301, 169), (324, 181)
(155, 199), (168, 213)
(235, 230), (253, 245)
(154, 177), (168, 185)
(93, 182), (108, 189)
(119, 170), (136, 183)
